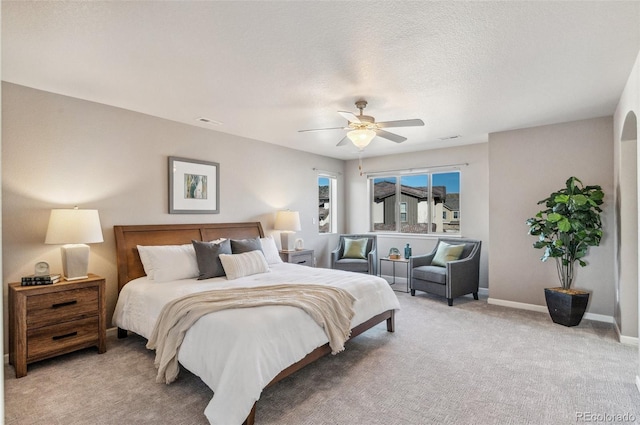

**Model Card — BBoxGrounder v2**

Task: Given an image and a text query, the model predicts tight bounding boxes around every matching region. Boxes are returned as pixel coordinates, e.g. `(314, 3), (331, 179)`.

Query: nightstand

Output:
(279, 249), (314, 267)
(8, 274), (106, 378)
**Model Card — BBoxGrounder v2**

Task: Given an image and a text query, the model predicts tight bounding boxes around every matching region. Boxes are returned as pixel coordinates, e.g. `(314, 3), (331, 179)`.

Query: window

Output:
(400, 202), (408, 222)
(370, 171), (460, 234)
(318, 174), (337, 233)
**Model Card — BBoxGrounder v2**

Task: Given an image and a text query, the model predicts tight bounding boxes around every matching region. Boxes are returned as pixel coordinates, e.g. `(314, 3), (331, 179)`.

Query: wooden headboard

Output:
(113, 222), (264, 292)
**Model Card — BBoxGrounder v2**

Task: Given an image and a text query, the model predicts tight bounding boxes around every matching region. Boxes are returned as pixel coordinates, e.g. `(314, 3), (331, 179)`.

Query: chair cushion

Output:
(412, 265), (447, 284)
(342, 238), (368, 259)
(432, 242), (465, 267)
(334, 258), (369, 273)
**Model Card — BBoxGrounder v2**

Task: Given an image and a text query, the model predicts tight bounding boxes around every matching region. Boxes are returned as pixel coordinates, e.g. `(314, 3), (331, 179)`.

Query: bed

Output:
(112, 222), (400, 425)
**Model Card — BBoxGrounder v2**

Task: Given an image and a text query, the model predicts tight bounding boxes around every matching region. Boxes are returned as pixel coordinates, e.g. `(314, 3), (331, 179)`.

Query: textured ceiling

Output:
(3, 1), (640, 160)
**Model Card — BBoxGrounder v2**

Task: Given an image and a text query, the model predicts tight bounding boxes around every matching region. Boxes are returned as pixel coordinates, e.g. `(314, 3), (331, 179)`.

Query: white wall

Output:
(1, 83), (345, 350)
(488, 117), (615, 317)
(344, 142), (490, 288)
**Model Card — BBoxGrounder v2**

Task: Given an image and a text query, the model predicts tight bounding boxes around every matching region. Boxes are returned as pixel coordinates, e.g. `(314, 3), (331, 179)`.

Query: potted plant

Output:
(526, 177), (604, 326)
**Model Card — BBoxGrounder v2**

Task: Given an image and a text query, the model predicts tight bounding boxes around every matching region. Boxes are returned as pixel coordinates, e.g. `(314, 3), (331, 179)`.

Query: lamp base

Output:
(61, 244), (90, 280)
(280, 231), (296, 252)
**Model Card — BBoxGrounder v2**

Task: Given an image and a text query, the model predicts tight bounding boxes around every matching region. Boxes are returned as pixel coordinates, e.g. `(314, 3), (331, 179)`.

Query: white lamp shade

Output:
(274, 210), (301, 231)
(45, 209), (104, 245)
(45, 208), (103, 280)
(347, 129), (376, 150)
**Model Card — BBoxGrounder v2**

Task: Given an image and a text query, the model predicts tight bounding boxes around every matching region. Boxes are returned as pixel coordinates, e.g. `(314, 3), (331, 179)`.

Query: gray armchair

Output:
(331, 234), (377, 275)
(409, 238), (481, 306)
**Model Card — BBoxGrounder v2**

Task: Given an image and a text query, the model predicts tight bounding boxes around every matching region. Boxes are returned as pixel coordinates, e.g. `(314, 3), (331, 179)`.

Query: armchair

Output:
(331, 234), (377, 275)
(409, 238), (481, 306)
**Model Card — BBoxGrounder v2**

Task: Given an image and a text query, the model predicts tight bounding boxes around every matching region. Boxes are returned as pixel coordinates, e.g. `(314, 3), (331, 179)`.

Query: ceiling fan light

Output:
(347, 129), (376, 150)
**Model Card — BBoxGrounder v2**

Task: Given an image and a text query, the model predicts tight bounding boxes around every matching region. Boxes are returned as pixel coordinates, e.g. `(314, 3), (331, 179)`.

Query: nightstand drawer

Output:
(27, 316), (99, 362)
(290, 253), (313, 265)
(27, 287), (99, 328)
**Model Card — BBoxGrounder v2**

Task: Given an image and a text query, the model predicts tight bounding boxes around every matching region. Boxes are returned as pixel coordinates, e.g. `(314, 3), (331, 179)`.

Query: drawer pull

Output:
(51, 300), (77, 309)
(296, 261), (306, 264)
(52, 331), (78, 341)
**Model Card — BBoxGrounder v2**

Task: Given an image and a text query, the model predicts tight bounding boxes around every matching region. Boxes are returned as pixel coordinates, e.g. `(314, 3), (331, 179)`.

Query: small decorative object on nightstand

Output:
(388, 247), (401, 260)
(279, 249), (314, 267)
(8, 274), (106, 378)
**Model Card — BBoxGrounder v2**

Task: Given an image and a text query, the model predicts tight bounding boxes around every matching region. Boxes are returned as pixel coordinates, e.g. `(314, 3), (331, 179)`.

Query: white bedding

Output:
(112, 262), (400, 425)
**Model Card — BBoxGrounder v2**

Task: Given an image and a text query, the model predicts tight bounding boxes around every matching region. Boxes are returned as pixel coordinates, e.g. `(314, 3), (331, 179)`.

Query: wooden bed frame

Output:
(113, 222), (395, 425)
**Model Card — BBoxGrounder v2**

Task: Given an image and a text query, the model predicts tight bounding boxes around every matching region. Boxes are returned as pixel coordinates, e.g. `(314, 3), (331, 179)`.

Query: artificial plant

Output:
(526, 177), (604, 289)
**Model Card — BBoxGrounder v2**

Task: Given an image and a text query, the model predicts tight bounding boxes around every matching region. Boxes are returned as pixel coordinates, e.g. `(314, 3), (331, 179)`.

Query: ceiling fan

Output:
(298, 100), (425, 150)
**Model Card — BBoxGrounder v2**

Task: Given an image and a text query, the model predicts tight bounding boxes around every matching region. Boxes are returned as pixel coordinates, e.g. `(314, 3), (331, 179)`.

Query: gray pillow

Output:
(192, 239), (232, 279)
(230, 237), (263, 254)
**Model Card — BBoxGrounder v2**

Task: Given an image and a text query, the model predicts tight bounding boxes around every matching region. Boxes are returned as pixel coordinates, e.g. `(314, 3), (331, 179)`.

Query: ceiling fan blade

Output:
(336, 135), (350, 147)
(376, 119), (425, 128)
(376, 129), (407, 143)
(337, 111), (361, 123)
(298, 126), (346, 133)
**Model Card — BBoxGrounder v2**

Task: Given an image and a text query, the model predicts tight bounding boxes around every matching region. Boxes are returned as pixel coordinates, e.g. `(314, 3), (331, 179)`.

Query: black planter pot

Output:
(544, 287), (590, 327)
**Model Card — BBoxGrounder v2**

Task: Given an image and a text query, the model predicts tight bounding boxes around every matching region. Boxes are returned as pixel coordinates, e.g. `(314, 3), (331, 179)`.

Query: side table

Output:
(8, 274), (106, 378)
(379, 257), (410, 293)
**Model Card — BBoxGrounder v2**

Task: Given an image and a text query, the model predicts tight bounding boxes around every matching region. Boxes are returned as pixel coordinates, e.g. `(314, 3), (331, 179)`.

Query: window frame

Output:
(368, 170), (460, 235)
(318, 173), (337, 234)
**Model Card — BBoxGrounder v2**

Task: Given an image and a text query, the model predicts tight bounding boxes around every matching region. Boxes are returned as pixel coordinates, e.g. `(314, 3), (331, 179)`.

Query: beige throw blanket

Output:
(146, 284), (356, 384)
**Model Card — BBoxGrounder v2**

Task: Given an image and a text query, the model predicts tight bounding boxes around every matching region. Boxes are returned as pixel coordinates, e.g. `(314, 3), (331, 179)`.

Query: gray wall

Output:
(2, 83), (345, 347)
(488, 117), (615, 317)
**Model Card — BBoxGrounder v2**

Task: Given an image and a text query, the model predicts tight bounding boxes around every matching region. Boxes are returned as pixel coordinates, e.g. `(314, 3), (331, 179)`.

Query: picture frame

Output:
(169, 156), (220, 214)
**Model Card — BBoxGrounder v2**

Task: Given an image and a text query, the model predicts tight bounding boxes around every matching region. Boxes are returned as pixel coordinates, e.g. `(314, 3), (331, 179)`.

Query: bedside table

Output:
(8, 274), (106, 378)
(279, 249), (314, 267)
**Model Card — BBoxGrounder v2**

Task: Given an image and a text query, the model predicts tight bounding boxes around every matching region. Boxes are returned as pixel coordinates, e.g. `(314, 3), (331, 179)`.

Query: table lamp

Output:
(45, 207), (104, 280)
(274, 210), (301, 252)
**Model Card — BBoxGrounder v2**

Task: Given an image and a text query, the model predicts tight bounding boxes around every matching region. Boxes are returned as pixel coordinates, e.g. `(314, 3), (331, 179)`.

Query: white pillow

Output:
(136, 244), (199, 282)
(219, 250), (270, 280)
(260, 237), (283, 265)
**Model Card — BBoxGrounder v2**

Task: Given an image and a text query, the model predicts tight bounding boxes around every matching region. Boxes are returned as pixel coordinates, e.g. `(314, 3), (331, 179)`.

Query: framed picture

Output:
(169, 156), (220, 214)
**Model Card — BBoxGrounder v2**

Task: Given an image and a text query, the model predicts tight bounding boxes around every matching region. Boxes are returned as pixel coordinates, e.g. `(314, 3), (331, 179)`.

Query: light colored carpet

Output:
(5, 291), (640, 425)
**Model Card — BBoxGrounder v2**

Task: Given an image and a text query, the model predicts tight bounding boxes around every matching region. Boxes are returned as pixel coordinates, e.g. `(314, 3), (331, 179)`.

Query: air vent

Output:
(438, 135), (461, 141)
(197, 117), (223, 126)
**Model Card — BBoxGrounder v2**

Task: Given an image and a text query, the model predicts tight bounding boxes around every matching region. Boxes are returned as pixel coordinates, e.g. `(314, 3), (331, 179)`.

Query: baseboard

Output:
(382, 277), (489, 296)
(487, 297), (614, 324)
(614, 321), (639, 346)
(583, 311), (615, 324)
(619, 334), (639, 346)
(488, 297), (548, 314)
